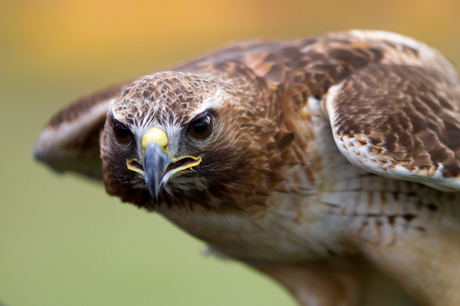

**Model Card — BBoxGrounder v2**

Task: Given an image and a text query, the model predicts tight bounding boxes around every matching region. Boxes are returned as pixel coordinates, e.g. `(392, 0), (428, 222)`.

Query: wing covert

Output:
(34, 83), (130, 180)
(325, 62), (460, 191)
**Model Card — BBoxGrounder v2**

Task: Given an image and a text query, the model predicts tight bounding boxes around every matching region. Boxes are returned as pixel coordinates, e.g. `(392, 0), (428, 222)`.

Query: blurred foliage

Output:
(1, 0), (459, 305)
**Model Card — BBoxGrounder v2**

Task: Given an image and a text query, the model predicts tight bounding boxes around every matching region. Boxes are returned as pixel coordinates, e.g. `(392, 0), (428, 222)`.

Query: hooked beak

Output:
(126, 127), (201, 203)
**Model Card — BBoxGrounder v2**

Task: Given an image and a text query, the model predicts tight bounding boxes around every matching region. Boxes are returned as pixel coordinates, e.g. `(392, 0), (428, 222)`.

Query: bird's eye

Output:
(188, 115), (212, 139)
(113, 121), (133, 143)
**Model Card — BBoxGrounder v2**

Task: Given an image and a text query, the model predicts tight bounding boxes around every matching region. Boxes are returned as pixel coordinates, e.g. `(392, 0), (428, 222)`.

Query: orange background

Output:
(1, 0), (459, 305)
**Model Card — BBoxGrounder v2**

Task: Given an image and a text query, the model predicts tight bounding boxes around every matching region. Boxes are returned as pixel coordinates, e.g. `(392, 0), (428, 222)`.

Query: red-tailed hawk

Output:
(34, 30), (460, 306)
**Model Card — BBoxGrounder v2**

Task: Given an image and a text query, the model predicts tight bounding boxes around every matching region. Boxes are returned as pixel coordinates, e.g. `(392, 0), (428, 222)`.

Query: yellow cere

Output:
(142, 127), (169, 155)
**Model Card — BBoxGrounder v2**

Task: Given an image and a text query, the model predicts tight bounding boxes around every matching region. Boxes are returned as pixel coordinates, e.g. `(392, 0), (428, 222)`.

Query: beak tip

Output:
(143, 141), (171, 205)
(146, 180), (160, 204)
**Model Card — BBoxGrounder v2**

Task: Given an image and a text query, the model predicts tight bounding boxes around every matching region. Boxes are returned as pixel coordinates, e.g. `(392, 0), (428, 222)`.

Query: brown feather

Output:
(35, 30), (460, 305)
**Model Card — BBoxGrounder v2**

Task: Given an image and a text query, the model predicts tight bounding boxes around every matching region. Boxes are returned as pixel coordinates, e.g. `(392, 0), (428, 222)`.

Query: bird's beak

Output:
(126, 127), (201, 203)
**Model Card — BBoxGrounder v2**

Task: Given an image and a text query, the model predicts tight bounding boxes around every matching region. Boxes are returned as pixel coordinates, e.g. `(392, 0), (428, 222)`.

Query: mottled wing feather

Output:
(34, 82), (131, 180)
(169, 39), (283, 73)
(325, 62), (460, 191)
(185, 30), (460, 192)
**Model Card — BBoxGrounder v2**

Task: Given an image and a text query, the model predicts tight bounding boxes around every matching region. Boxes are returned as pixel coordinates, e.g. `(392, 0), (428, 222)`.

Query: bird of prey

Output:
(34, 30), (460, 306)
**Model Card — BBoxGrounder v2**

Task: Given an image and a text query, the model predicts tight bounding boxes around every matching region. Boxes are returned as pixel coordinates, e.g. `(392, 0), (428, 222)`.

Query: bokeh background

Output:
(2, 0), (460, 305)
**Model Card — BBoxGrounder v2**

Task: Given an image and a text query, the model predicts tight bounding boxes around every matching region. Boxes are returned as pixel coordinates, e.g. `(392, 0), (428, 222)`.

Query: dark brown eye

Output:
(113, 121), (133, 143)
(188, 115), (212, 139)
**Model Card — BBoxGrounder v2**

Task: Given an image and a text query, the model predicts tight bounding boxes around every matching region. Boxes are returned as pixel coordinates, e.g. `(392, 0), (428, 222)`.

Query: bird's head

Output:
(100, 71), (284, 210)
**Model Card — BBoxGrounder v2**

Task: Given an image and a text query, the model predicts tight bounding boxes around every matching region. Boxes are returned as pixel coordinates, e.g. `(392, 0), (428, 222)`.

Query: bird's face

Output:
(108, 105), (214, 204)
(100, 71), (277, 210)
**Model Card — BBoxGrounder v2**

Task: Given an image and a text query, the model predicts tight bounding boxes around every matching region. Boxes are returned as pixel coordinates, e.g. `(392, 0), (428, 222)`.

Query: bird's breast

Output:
(154, 187), (355, 264)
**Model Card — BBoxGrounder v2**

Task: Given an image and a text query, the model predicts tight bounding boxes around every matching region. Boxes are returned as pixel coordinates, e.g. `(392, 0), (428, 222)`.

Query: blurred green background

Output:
(1, 0), (460, 305)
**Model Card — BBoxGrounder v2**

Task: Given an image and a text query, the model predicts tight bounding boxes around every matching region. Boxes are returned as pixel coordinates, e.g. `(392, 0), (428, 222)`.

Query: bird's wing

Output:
(325, 51), (460, 192)
(168, 39), (283, 73)
(194, 30), (460, 192)
(34, 82), (130, 180)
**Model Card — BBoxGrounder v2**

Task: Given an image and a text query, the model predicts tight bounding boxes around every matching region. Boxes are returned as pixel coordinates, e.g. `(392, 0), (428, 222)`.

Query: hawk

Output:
(34, 30), (460, 306)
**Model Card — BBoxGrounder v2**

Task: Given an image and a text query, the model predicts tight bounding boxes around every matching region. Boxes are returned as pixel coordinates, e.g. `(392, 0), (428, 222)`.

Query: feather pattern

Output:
(35, 30), (460, 306)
